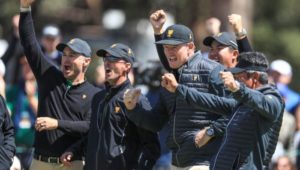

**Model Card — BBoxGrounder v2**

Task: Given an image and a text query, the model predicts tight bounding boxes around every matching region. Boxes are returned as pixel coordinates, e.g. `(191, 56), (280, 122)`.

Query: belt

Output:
(34, 154), (61, 164)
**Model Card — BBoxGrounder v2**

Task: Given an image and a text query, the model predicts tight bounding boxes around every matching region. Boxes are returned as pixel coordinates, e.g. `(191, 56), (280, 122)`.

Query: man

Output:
(61, 43), (160, 170)
(0, 95), (15, 170)
(203, 14), (252, 68)
(160, 52), (284, 169)
(19, 0), (99, 169)
(123, 10), (226, 170)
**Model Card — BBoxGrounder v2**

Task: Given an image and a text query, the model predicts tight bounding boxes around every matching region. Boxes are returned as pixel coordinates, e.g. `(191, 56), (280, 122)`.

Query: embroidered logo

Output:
(167, 29), (174, 38)
(115, 106), (121, 113)
(82, 94), (87, 99)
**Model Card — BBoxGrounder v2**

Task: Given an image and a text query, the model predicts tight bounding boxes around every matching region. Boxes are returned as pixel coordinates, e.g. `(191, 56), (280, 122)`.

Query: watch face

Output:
(206, 128), (214, 136)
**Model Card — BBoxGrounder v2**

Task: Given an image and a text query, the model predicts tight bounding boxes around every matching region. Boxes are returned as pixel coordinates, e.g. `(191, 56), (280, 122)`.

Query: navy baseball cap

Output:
(155, 24), (194, 45)
(56, 38), (92, 57)
(96, 43), (135, 64)
(203, 32), (238, 49)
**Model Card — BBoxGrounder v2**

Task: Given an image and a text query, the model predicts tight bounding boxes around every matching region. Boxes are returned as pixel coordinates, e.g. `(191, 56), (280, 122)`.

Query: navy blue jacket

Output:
(176, 83), (284, 170)
(127, 52), (227, 167)
(69, 80), (160, 170)
(0, 95), (15, 170)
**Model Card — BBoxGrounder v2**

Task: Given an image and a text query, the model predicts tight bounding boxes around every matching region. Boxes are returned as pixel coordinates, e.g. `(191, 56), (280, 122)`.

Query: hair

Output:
(237, 52), (269, 68)
(238, 52), (269, 84)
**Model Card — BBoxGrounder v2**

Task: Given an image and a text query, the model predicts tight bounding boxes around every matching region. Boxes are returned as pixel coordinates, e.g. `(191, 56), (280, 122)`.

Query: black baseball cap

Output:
(203, 32), (238, 49)
(155, 24), (194, 45)
(56, 38), (92, 57)
(96, 43), (135, 64)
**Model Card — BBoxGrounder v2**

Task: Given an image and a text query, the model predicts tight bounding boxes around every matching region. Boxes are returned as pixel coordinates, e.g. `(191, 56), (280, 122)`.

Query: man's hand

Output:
(161, 73), (178, 93)
(20, 0), (35, 8)
(124, 88), (141, 110)
(194, 128), (212, 148)
(219, 71), (240, 92)
(60, 152), (74, 167)
(149, 9), (167, 35)
(35, 117), (58, 132)
(228, 14), (243, 34)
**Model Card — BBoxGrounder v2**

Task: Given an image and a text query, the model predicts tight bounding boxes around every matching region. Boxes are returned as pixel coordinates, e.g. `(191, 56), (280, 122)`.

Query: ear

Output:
(231, 50), (239, 63)
(83, 58), (91, 67)
(125, 62), (132, 72)
(252, 72), (260, 82)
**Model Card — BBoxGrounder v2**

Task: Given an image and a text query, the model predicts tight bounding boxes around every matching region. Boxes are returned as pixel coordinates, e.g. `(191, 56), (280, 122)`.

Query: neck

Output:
(110, 76), (127, 88)
(68, 75), (85, 85)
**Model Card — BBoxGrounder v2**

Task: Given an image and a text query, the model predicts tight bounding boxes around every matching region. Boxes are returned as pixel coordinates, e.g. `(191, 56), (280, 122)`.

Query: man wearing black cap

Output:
(123, 10), (226, 170)
(19, 0), (99, 169)
(203, 32), (239, 68)
(60, 43), (160, 170)
(161, 51), (284, 170)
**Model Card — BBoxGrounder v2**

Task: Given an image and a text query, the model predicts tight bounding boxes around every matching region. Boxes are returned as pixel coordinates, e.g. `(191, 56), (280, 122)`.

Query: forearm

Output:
(237, 36), (253, 52)
(154, 34), (171, 71)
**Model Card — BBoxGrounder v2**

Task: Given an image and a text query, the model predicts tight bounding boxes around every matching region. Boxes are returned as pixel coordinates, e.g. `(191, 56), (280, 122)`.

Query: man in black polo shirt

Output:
(19, 0), (99, 169)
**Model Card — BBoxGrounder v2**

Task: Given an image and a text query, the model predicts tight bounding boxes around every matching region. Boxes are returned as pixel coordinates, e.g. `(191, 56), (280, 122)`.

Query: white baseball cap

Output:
(270, 59), (292, 76)
(43, 25), (60, 37)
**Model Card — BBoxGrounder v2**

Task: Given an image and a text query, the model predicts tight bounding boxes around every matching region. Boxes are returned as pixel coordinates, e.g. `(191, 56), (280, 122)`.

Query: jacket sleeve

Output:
(57, 119), (90, 137)
(0, 95), (15, 168)
(64, 135), (87, 158)
(233, 84), (284, 121)
(154, 34), (172, 72)
(137, 128), (161, 170)
(237, 36), (253, 53)
(19, 11), (53, 80)
(176, 84), (237, 115)
(208, 64), (232, 136)
(126, 91), (169, 132)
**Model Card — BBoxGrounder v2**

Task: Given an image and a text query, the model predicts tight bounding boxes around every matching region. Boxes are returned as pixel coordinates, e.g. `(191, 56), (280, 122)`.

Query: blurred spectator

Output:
(6, 55), (37, 170)
(205, 17), (221, 36)
(0, 59), (6, 99)
(41, 25), (62, 67)
(269, 59), (300, 169)
(273, 156), (296, 170)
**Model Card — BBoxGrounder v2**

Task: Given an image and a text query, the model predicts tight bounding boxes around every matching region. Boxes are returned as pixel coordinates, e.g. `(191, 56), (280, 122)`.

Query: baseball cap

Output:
(203, 32), (238, 49)
(56, 38), (92, 57)
(270, 59), (292, 76)
(228, 52), (268, 74)
(43, 25), (60, 37)
(96, 43), (135, 64)
(155, 24), (194, 45)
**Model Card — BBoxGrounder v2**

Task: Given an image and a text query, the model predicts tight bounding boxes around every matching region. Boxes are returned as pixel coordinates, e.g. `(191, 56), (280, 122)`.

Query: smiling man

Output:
(123, 10), (227, 170)
(19, 0), (100, 169)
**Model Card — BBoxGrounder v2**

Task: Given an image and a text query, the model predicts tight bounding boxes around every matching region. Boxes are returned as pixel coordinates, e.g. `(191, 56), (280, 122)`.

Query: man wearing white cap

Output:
(41, 25), (62, 67)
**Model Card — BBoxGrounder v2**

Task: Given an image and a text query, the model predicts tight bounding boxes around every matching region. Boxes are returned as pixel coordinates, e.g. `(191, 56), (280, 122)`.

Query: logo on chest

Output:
(115, 106), (121, 113)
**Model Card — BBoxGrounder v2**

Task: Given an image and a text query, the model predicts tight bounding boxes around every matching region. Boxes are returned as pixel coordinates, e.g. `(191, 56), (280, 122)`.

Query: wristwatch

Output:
(235, 28), (247, 38)
(206, 127), (215, 137)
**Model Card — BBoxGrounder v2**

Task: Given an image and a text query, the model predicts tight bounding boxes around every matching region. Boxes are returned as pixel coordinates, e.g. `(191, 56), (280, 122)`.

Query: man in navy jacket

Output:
(160, 52), (284, 170)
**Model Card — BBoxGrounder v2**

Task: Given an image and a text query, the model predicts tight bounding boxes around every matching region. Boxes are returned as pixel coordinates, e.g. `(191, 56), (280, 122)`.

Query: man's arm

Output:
(19, 0), (53, 79)
(233, 84), (284, 121)
(124, 89), (169, 132)
(228, 14), (253, 52)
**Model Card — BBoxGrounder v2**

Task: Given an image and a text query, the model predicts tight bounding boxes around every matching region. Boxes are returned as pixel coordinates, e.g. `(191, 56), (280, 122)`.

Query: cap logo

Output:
(115, 106), (120, 113)
(69, 39), (76, 44)
(189, 34), (192, 40)
(111, 44), (117, 48)
(217, 33), (223, 37)
(167, 29), (174, 38)
(82, 94), (87, 99)
(128, 48), (132, 55)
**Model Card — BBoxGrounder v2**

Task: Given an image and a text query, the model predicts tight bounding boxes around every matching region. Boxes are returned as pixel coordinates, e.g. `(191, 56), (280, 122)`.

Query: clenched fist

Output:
(20, 0), (35, 8)
(150, 9), (167, 34)
(123, 88), (141, 110)
(161, 73), (178, 93)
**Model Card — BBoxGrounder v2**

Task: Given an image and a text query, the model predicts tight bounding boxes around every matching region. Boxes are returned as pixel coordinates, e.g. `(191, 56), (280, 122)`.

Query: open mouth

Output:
(64, 65), (71, 72)
(105, 68), (112, 74)
(167, 56), (177, 63)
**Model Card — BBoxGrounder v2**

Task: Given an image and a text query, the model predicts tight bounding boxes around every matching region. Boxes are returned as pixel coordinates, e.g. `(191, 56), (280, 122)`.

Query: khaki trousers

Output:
(30, 159), (84, 170)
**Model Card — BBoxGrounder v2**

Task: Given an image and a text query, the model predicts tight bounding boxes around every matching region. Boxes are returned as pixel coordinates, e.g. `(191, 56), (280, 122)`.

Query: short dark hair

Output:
(237, 52), (269, 69)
